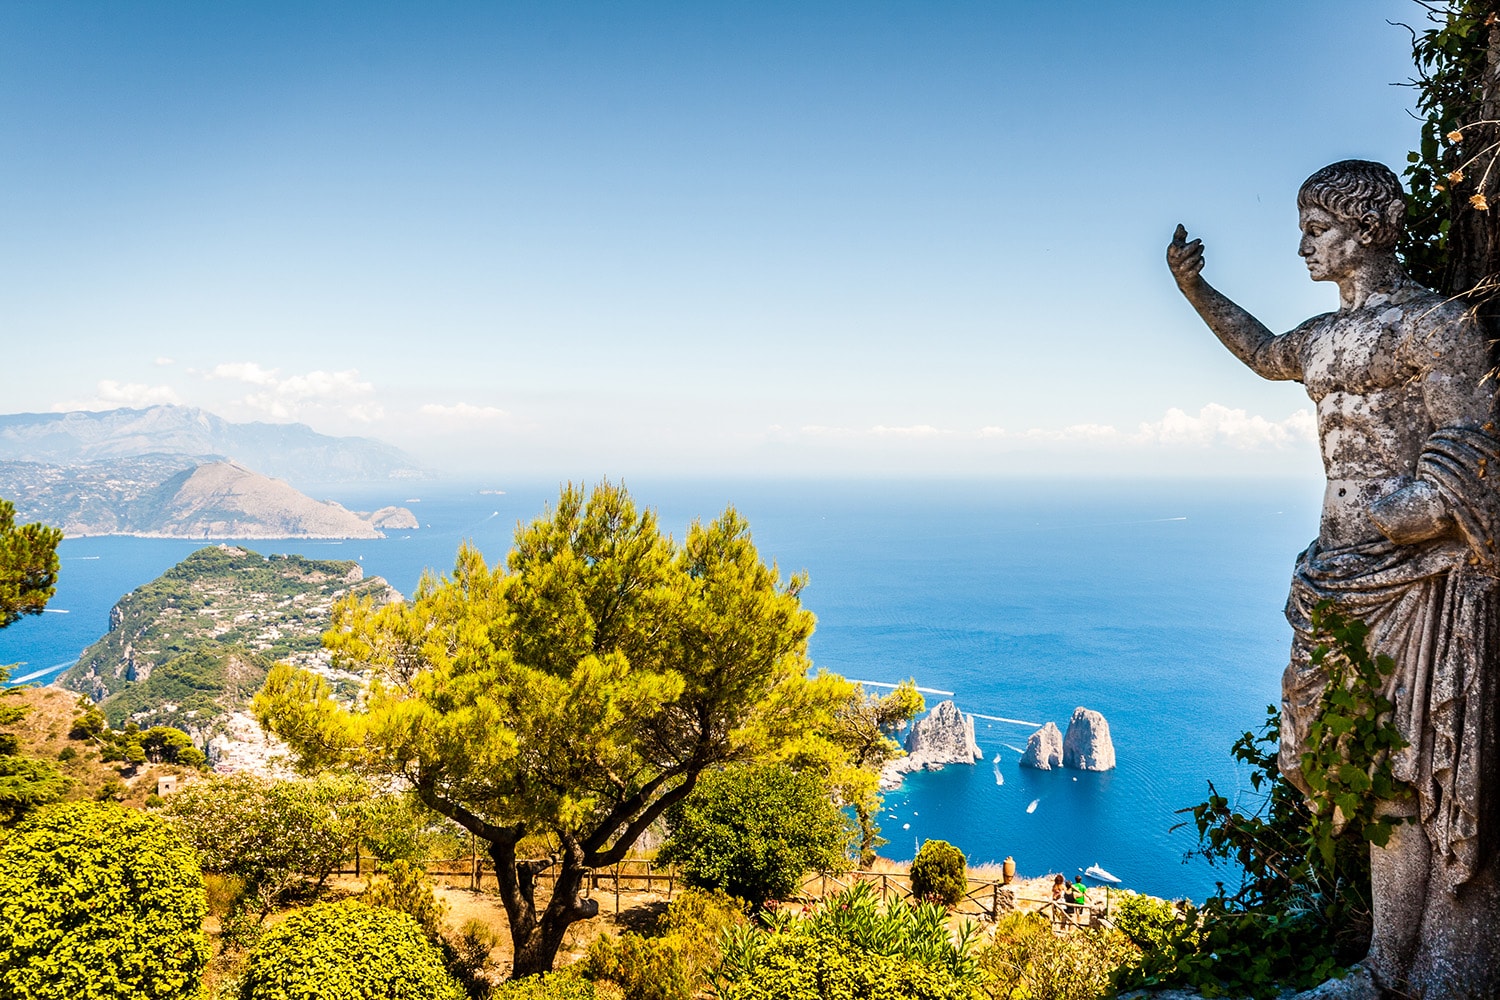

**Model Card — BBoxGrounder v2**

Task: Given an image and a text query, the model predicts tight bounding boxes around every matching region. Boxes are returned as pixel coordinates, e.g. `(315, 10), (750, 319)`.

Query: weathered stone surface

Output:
(1019, 722), (1063, 770)
(1062, 707), (1115, 771)
(1169, 158), (1500, 996)
(879, 699), (981, 789)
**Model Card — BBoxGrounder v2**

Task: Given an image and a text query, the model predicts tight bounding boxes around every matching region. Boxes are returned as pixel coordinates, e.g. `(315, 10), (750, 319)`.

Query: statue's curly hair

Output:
(1297, 160), (1405, 250)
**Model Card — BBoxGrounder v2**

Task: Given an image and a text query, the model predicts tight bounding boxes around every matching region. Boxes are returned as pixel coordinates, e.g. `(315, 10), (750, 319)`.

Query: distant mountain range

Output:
(0, 406), (426, 538)
(0, 459), (418, 538)
(0, 405), (424, 485)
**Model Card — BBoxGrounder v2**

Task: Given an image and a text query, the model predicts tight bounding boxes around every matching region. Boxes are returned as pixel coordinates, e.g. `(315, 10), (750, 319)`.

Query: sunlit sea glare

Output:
(0, 476), (1324, 902)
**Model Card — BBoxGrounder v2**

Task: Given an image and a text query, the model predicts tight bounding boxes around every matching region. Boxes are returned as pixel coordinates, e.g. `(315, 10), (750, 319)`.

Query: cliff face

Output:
(1020, 722), (1064, 770)
(1062, 707), (1116, 771)
(880, 699), (982, 789)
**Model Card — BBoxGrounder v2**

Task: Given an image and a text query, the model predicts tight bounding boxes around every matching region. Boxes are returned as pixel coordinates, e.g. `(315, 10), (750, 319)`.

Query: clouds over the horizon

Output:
(788, 404), (1317, 452)
(52, 379), (183, 411)
(419, 401), (510, 422)
(204, 362), (383, 423)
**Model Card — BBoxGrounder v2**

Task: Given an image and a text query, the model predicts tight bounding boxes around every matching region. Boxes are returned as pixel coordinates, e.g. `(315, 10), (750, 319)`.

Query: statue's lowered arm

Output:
(1167, 225), (1301, 381)
(1372, 315), (1499, 547)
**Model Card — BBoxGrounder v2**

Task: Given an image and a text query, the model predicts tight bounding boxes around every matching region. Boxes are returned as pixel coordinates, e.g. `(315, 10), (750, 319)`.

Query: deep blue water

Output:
(0, 476), (1324, 902)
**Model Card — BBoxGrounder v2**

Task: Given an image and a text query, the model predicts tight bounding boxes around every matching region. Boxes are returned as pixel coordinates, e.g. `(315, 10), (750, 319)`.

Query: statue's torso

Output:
(1276, 283), (1493, 549)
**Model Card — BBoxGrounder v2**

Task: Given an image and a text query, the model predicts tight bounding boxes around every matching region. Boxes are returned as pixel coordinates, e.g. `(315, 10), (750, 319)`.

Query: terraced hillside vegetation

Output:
(57, 545), (401, 771)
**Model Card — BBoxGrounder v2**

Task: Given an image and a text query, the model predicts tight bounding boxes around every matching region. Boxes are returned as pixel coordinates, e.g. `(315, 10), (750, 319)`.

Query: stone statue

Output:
(1168, 159), (1500, 998)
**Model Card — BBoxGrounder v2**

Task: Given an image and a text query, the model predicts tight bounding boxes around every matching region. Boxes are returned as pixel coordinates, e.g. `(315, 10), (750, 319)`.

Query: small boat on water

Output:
(1084, 864), (1121, 884)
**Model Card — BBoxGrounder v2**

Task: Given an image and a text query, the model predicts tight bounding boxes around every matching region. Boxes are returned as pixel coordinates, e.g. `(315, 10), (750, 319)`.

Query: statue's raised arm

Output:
(1166, 224), (1290, 380)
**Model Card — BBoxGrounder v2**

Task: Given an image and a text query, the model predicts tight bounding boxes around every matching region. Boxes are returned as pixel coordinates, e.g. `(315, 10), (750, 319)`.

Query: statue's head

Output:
(1296, 159), (1405, 251)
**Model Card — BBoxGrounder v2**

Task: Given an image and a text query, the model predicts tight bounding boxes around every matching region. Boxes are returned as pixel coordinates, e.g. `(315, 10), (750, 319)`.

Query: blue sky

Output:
(1, 0), (1426, 478)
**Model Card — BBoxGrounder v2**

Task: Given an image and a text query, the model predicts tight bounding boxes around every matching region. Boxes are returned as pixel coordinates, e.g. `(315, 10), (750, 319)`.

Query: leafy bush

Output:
(237, 900), (463, 1000)
(658, 763), (852, 907)
(364, 859), (449, 940)
(167, 772), (367, 911)
(978, 911), (1137, 1000)
(714, 881), (980, 1000)
(448, 918), (502, 997)
(716, 934), (972, 1000)
(909, 839), (967, 907)
(0, 800), (208, 1000)
(492, 969), (595, 999)
(0, 666), (66, 825)
(585, 889), (744, 1000)
(1107, 891), (1199, 988)
(358, 792), (439, 864)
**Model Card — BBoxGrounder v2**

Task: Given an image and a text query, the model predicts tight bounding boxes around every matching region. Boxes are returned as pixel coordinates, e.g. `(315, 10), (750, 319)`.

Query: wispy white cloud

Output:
(419, 402), (511, 422)
(787, 404), (1316, 451)
(153, 356), (175, 367)
(203, 362), (382, 422)
(206, 361), (279, 386)
(871, 424), (947, 438)
(1135, 404), (1316, 448)
(52, 380), (183, 411)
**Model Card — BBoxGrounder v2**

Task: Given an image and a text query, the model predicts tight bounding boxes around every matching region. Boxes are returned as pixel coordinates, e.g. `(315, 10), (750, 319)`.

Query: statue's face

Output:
(1298, 206), (1363, 283)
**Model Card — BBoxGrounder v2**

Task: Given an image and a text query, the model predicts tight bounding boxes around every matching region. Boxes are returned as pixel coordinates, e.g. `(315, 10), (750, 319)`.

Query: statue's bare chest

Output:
(1301, 309), (1414, 400)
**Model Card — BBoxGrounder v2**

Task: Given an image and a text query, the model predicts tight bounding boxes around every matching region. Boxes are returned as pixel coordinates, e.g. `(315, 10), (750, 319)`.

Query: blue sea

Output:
(0, 476), (1324, 903)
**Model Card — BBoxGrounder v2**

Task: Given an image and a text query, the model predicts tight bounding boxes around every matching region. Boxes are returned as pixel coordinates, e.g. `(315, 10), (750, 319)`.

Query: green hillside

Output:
(58, 545), (400, 730)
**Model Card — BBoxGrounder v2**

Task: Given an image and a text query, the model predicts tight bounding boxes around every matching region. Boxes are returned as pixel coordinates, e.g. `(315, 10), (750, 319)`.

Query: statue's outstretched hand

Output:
(1167, 224), (1205, 287)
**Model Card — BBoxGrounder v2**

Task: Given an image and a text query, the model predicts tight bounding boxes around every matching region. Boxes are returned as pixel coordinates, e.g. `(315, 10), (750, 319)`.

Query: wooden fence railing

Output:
(337, 854), (678, 913)
(792, 869), (1113, 926)
(337, 853), (1113, 928)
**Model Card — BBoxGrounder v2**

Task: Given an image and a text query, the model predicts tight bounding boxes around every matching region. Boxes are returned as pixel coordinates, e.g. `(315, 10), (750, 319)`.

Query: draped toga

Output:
(1279, 427), (1500, 889)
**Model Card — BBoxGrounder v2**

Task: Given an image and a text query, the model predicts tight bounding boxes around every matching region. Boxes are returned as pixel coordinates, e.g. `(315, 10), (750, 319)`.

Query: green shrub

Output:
(1108, 891), (1200, 988)
(658, 763), (852, 907)
(978, 911), (1137, 1000)
(0, 800), (208, 1000)
(167, 772), (366, 911)
(363, 859), (448, 940)
(715, 934), (971, 1000)
(492, 969), (595, 999)
(448, 917), (502, 996)
(584, 889), (744, 1000)
(714, 882), (980, 999)
(237, 900), (463, 1000)
(909, 839), (966, 907)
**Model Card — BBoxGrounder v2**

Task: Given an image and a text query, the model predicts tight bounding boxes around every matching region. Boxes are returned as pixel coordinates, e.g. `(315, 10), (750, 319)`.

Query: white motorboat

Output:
(1083, 864), (1120, 884)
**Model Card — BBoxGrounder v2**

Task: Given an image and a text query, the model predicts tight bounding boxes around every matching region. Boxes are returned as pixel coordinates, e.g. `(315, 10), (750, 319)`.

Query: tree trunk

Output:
(855, 801), (878, 869)
(491, 839), (600, 979)
(1445, 18), (1500, 301)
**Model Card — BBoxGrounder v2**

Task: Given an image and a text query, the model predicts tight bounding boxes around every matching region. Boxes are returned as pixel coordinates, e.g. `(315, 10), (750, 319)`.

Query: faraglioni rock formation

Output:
(1019, 721), (1063, 770)
(879, 699), (982, 789)
(1061, 707), (1115, 771)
